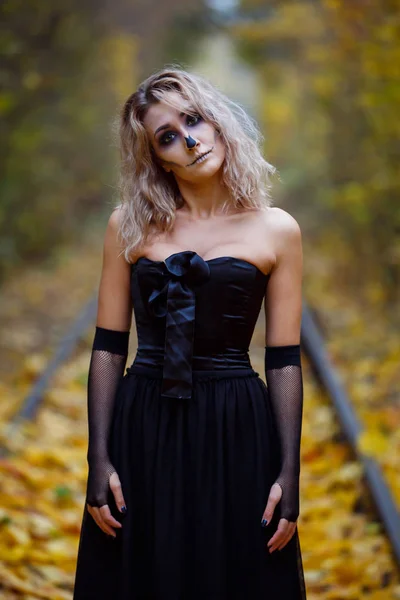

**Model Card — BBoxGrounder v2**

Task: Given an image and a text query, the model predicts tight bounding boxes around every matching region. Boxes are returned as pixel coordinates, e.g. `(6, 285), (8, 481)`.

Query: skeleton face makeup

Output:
(143, 92), (226, 183)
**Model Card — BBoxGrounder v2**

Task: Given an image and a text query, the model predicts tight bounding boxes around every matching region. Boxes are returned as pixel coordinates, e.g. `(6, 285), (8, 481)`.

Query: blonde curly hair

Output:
(115, 65), (277, 262)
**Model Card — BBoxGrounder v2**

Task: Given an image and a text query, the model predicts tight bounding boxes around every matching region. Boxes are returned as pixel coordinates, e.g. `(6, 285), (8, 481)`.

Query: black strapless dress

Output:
(73, 251), (307, 600)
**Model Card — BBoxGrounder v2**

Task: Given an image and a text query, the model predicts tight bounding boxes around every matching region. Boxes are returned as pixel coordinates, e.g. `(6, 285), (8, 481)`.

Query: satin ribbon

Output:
(148, 251), (210, 399)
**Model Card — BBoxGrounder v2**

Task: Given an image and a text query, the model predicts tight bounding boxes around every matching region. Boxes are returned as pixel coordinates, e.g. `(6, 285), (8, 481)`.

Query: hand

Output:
(261, 482), (297, 553)
(87, 472), (127, 538)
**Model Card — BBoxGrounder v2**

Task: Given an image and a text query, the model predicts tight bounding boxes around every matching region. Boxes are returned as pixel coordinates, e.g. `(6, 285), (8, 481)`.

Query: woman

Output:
(73, 66), (307, 600)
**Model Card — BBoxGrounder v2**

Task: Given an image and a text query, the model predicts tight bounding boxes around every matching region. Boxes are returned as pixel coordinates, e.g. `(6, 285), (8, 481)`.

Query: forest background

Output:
(0, 1), (399, 599)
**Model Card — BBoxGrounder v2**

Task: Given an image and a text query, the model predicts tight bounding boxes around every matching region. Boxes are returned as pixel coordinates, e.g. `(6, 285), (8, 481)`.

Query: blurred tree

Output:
(0, 0), (210, 280)
(104, 0), (205, 76)
(230, 0), (400, 303)
(0, 1), (137, 278)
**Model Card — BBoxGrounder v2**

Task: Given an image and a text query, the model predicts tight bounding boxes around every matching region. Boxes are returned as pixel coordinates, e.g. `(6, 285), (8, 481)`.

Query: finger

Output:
(100, 504), (122, 529)
(277, 531), (293, 551)
(110, 472), (127, 514)
(267, 519), (289, 553)
(91, 506), (113, 535)
(88, 505), (117, 537)
(275, 522), (296, 551)
(277, 523), (297, 551)
(267, 526), (288, 552)
(261, 483), (282, 526)
(89, 508), (116, 538)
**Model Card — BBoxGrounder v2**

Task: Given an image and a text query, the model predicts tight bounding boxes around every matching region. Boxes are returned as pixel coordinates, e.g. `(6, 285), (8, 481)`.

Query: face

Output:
(143, 91), (226, 182)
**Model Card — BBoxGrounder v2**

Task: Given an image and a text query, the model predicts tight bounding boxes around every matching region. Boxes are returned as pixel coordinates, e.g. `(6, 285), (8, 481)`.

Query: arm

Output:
(263, 208), (303, 523)
(86, 208), (133, 508)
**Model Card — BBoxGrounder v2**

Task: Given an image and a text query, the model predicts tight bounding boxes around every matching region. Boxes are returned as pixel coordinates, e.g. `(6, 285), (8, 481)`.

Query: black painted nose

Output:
(185, 135), (197, 149)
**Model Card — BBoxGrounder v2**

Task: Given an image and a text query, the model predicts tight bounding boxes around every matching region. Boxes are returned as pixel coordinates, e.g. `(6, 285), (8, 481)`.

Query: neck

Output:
(175, 175), (233, 219)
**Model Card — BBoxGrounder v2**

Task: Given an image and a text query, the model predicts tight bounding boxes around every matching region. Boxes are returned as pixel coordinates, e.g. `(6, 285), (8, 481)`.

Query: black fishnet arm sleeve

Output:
(265, 344), (304, 522)
(86, 326), (130, 508)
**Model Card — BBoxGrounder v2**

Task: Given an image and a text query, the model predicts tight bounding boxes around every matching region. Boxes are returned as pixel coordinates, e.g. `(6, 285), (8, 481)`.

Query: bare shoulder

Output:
(262, 207), (302, 253)
(262, 206), (301, 236)
(103, 207), (126, 255)
(105, 206), (123, 241)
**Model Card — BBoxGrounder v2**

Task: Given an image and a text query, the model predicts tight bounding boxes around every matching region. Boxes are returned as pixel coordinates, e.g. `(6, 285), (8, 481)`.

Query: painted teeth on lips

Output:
(190, 149), (212, 166)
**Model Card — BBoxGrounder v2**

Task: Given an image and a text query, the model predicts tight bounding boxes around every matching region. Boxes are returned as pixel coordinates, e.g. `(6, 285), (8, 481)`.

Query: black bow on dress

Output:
(148, 251), (210, 399)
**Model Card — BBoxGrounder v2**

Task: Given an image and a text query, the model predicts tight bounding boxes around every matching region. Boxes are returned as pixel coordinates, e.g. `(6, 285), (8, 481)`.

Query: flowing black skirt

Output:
(73, 366), (307, 600)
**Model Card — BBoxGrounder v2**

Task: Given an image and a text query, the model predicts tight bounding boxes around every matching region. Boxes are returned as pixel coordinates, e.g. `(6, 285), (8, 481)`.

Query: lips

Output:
(188, 148), (213, 166)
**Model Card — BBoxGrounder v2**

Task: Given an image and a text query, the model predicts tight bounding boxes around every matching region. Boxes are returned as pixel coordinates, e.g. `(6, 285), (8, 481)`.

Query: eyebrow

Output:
(154, 111), (186, 138)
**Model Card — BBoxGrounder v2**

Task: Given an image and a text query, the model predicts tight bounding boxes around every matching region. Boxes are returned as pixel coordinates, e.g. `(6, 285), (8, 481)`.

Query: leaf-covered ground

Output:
(0, 227), (399, 599)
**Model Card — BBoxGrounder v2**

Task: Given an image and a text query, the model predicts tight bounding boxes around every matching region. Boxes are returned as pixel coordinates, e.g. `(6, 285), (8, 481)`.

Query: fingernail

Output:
(120, 506), (127, 513)
(261, 519), (268, 527)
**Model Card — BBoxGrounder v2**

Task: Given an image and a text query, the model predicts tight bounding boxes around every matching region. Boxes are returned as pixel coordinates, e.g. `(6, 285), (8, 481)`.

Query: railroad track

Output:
(301, 305), (400, 566)
(1, 295), (399, 598)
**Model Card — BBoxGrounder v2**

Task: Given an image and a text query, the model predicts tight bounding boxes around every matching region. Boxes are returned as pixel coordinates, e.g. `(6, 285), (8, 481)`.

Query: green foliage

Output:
(232, 0), (400, 301)
(53, 485), (73, 501)
(0, 1), (137, 279)
(163, 10), (215, 66)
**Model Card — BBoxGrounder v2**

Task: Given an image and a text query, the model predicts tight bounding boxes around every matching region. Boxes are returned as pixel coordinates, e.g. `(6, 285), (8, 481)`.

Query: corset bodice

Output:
(130, 251), (270, 399)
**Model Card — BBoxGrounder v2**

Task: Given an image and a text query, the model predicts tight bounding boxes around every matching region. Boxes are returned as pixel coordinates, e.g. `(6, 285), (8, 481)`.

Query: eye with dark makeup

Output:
(159, 113), (203, 146)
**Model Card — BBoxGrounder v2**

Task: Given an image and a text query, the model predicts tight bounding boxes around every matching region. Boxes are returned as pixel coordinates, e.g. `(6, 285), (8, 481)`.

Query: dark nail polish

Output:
(121, 506), (127, 513)
(261, 519), (268, 527)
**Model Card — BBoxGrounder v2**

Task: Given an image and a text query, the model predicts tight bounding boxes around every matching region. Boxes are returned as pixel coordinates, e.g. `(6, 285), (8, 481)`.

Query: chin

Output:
(197, 153), (225, 175)
(192, 164), (223, 181)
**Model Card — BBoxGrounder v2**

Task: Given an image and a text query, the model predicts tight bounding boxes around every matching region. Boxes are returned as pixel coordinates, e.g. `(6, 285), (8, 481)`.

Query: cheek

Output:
(213, 133), (226, 158)
(155, 144), (183, 166)
(198, 125), (226, 159)
(202, 123), (218, 142)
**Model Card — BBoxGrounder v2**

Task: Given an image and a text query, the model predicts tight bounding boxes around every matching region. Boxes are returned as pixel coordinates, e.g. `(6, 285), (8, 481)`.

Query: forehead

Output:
(143, 91), (192, 133)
